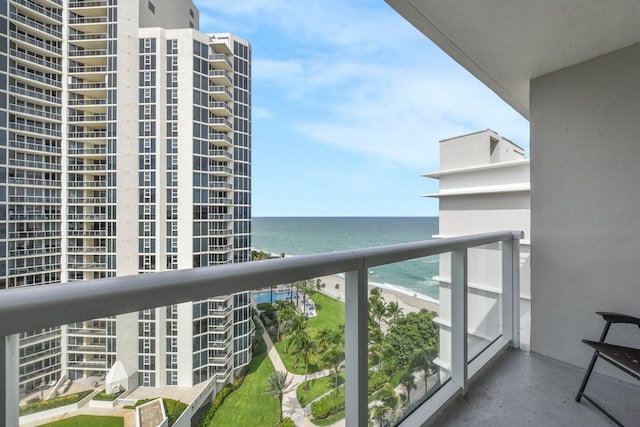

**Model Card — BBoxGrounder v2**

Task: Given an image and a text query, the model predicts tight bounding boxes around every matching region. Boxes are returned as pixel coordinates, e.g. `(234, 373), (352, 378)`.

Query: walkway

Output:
(256, 317), (337, 424)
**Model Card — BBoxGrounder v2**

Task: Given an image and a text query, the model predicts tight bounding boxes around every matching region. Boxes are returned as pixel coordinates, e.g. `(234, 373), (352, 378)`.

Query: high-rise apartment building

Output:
(424, 129), (530, 380)
(0, 0), (252, 394)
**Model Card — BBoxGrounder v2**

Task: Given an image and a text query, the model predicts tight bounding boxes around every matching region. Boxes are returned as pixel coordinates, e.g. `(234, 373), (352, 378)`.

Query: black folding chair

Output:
(575, 312), (640, 427)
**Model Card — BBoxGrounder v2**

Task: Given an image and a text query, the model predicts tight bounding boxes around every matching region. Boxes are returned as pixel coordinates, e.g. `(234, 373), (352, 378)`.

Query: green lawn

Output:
(274, 292), (345, 374)
(211, 345), (280, 426)
(41, 415), (123, 427)
(307, 292), (345, 332)
(296, 372), (345, 407)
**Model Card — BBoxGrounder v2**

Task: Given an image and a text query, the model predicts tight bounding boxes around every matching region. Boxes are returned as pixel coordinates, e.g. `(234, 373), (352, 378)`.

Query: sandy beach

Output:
(315, 274), (439, 314)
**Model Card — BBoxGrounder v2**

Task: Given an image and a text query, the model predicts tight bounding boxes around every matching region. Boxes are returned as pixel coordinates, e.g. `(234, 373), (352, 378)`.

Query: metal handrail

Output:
(0, 231), (519, 337)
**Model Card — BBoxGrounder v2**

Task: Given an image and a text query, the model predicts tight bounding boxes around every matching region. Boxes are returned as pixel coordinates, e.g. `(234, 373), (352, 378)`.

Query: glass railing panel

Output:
(466, 242), (503, 362)
(368, 255), (450, 426)
(250, 269), (347, 426)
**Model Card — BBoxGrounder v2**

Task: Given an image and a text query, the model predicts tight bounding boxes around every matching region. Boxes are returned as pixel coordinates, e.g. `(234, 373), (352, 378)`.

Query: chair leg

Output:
(576, 320), (612, 402)
(575, 350), (598, 402)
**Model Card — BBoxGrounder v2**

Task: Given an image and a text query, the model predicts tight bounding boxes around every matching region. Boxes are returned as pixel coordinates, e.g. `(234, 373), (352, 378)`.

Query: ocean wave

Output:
(369, 280), (440, 304)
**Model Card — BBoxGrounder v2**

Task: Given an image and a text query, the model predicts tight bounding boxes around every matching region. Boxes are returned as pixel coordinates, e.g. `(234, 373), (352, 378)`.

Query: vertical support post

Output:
(1, 334), (19, 427)
(502, 237), (521, 348)
(345, 268), (368, 427)
(451, 249), (468, 393)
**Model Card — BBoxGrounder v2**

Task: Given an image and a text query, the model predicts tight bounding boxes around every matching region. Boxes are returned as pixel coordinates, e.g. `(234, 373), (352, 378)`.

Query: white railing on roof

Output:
(0, 231), (521, 427)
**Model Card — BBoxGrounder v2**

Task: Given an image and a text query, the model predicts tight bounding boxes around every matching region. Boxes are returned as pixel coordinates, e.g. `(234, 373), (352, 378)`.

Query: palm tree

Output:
(316, 328), (332, 353)
(410, 347), (439, 393)
(292, 330), (316, 388)
(384, 301), (404, 328)
(373, 385), (398, 426)
(371, 405), (390, 427)
(265, 371), (293, 423)
(284, 313), (307, 354)
(369, 286), (383, 299)
(399, 372), (417, 405)
(368, 296), (386, 330)
(275, 303), (295, 342)
(322, 346), (344, 388)
(368, 326), (384, 367)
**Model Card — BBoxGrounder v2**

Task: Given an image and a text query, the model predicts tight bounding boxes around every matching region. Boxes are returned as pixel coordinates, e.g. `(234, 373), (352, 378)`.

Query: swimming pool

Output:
(252, 289), (294, 305)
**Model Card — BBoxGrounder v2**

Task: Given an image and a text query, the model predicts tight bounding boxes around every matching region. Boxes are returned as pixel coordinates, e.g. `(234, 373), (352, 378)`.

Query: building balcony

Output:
(209, 133), (233, 146)
(1, 231), (524, 426)
(209, 85), (233, 101)
(9, 103), (62, 122)
(9, 30), (62, 56)
(67, 246), (107, 254)
(8, 159), (61, 171)
(69, 0), (107, 8)
(10, 49), (61, 72)
(209, 165), (233, 175)
(10, 66), (61, 89)
(12, 0), (62, 24)
(208, 117), (233, 132)
(9, 85), (61, 105)
(9, 12), (62, 40)
(208, 149), (232, 160)
(9, 122), (61, 138)
(208, 54), (233, 71)
(68, 114), (107, 124)
(208, 101), (233, 116)
(209, 69), (233, 86)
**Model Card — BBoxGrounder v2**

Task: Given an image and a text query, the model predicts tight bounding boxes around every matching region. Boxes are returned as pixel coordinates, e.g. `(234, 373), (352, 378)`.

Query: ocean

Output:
(251, 217), (440, 301)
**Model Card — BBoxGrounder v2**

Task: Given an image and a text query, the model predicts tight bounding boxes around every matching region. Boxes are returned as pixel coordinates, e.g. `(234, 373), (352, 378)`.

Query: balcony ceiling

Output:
(386, 0), (640, 118)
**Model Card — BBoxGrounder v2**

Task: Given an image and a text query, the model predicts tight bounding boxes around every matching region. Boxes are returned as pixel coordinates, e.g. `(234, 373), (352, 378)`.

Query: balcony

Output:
(209, 101), (233, 116)
(209, 54), (233, 71)
(0, 231), (528, 425)
(209, 85), (233, 101)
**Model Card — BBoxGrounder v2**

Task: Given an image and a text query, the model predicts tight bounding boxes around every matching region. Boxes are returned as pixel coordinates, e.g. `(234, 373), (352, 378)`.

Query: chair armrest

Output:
(596, 311), (640, 326)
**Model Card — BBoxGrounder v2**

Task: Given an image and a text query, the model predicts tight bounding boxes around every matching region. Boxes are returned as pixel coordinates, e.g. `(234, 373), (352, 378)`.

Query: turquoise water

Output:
(252, 289), (293, 305)
(251, 217), (440, 301)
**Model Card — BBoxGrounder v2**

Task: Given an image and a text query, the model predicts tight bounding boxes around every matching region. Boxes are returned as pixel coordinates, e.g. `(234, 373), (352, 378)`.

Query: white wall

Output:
(530, 42), (640, 370)
(139, 0), (199, 30)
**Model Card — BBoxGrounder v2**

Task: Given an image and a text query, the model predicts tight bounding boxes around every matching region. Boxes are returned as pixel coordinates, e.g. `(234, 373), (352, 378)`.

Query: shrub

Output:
(278, 417), (296, 427)
(163, 398), (187, 426)
(199, 383), (235, 427)
(311, 389), (345, 420)
(368, 372), (387, 395)
(93, 390), (124, 401)
(19, 390), (93, 415)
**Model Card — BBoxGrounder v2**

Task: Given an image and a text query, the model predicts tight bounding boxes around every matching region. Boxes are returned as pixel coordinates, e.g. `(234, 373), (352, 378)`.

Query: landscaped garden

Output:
(208, 275), (441, 426)
(208, 342), (280, 426)
(19, 390), (93, 416)
(41, 415), (123, 427)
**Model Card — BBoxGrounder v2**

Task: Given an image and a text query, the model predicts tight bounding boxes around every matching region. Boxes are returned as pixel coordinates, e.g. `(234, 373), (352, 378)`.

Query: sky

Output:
(194, 0), (530, 217)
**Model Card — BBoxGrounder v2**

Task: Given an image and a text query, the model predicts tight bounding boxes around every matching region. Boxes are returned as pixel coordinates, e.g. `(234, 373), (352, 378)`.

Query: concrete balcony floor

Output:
(429, 348), (640, 426)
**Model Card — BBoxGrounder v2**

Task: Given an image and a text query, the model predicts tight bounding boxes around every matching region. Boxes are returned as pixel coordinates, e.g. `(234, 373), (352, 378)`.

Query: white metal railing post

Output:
(451, 249), (468, 393)
(345, 268), (369, 427)
(502, 235), (521, 348)
(1, 334), (19, 427)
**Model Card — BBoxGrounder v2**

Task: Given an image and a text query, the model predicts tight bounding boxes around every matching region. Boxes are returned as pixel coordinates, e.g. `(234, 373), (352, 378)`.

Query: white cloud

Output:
(195, 0), (530, 170)
(293, 64), (529, 169)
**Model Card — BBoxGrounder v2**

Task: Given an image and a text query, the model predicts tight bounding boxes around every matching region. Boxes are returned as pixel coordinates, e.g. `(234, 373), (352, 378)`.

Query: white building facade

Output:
(424, 130), (530, 376)
(0, 0), (252, 394)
